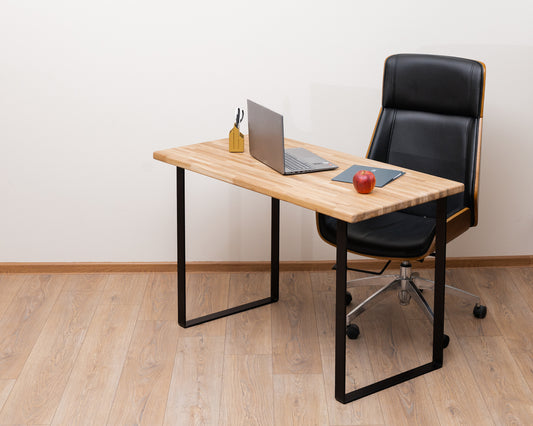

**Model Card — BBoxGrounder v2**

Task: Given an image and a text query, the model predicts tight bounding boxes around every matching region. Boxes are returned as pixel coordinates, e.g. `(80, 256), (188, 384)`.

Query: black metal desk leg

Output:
(335, 219), (348, 403)
(176, 167), (279, 328)
(271, 198), (280, 302)
(177, 167), (186, 327)
(433, 196), (447, 366)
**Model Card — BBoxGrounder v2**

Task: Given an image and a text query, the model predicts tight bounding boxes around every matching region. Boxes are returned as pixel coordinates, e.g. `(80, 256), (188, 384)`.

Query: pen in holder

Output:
(229, 108), (244, 152)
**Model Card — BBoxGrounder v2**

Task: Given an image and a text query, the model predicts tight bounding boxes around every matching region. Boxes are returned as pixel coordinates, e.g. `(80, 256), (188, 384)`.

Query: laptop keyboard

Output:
(285, 152), (312, 172)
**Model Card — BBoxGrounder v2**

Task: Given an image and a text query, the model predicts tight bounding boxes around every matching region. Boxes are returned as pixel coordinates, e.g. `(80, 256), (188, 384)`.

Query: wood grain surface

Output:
(0, 275), (64, 379)
(107, 320), (179, 425)
(51, 302), (139, 425)
(0, 268), (532, 425)
(0, 276), (104, 424)
(154, 137), (464, 223)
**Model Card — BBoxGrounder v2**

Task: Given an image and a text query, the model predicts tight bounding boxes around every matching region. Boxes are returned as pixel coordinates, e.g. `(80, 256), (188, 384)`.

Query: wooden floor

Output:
(0, 267), (532, 425)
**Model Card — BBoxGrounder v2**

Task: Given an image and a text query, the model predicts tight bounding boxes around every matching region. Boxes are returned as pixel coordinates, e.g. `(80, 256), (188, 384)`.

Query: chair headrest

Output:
(383, 54), (485, 117)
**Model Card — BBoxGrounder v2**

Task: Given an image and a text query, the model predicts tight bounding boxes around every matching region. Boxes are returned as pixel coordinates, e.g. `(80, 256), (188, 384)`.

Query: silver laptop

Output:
(247, 100), (338, 175)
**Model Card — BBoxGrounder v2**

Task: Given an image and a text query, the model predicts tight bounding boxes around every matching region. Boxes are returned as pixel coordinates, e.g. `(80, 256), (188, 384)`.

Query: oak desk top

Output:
(154, 137), (464, 224)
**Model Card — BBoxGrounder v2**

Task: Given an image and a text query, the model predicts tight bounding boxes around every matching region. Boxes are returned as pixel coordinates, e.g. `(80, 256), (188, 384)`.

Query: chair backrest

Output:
(368, 54), (485, 225)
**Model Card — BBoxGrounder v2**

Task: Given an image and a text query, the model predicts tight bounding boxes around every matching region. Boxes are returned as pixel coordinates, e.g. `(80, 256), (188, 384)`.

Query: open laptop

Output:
(247, 99), (338, 175)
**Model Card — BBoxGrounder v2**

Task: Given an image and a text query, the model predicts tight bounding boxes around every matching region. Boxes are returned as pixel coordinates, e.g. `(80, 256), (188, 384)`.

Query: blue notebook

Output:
(332, 164), (404, 187)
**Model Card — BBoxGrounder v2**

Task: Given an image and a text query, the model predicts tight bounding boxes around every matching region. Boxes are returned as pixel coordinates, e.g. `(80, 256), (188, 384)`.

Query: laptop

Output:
(247, 99), (338, 175)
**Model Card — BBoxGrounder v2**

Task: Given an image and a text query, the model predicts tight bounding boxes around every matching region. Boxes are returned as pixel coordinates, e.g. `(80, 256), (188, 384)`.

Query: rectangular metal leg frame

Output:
(176, 167), (279, 328)
(335, 197), (448, 403)
(177, 166), (448, 403)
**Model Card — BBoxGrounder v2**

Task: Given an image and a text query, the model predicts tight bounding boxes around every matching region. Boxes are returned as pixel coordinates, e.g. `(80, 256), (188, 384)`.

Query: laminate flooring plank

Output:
(0, 380), (14, 413)
(138, 272), (177, 321)
(511, 267), (533, 306)
(51, 302), (139, 425)
(309, 273), (336, 353)
(219, 354), (274, 426)
(272, 272), (322, 374)
(107, 320), (179, 426)
(506, 267), (533, 391)
(363, 301), (439, 425)
(273, 374), (328, 426)
(101, 272), (150, 305)
(0, 274), (64, 379)
(375, 379), (440, 426)
(453, 268), (533, 386)
(179, 272), (230, 338)
(407, 318), (495, 425)
(441, 268), (500, 337)
(225, 272), (271, 355)
(164, 336), (225, 426)
(310, 269), (372, 293)
(0, 275), (23, 320)
(460, 335), (533, 425)
(310, 272), (383, 425)
(60, 273), (109, 293)
(0, 275), (104, 424)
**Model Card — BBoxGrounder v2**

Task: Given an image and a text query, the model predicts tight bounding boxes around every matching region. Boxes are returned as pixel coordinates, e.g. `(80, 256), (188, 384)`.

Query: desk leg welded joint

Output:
(334, 197), (448, 404)
(176, 167), (279, 328)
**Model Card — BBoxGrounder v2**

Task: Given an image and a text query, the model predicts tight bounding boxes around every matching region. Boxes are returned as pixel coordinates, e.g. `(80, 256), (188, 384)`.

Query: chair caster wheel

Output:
(443, 334), (450, 349)
(345, 292), (352, 306)
(346, 324), (360, 340)
(473, 304), (487, 318)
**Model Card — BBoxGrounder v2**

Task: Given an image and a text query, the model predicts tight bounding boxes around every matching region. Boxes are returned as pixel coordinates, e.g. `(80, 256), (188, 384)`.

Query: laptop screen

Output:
(247, 99), (286, 173)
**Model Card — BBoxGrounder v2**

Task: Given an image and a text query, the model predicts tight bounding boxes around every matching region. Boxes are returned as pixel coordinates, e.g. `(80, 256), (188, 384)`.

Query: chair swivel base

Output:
(344, 261), (487, 347)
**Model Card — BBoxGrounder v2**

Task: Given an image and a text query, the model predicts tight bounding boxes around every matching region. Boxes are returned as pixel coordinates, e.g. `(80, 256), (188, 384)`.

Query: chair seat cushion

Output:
(318, 211), (436, 259)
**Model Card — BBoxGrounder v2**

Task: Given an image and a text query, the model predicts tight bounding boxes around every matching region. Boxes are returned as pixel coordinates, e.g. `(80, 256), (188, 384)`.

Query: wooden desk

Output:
(154, 137), (464, 403)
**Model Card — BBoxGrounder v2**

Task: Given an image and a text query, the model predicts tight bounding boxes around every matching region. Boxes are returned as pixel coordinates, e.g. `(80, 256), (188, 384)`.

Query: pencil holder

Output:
(229, 124), (244, 152)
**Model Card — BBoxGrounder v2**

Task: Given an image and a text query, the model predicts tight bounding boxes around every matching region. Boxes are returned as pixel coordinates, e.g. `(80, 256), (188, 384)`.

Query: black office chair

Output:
(317, 54), (487, 345)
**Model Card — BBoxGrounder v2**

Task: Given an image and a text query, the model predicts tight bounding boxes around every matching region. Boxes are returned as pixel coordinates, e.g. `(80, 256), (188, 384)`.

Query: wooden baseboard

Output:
(0, 256), (531, 274)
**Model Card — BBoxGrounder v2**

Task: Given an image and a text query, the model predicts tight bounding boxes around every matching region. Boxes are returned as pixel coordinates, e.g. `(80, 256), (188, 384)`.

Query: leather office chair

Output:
(317, 54), (487, 345)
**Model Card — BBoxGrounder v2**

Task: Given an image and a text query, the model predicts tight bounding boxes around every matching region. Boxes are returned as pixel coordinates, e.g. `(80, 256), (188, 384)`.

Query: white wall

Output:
(1, 0), (532, 262)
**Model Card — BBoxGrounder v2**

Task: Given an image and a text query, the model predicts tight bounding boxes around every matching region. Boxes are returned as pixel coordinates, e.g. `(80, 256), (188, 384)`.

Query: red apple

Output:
(353, 170), (376, 194)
